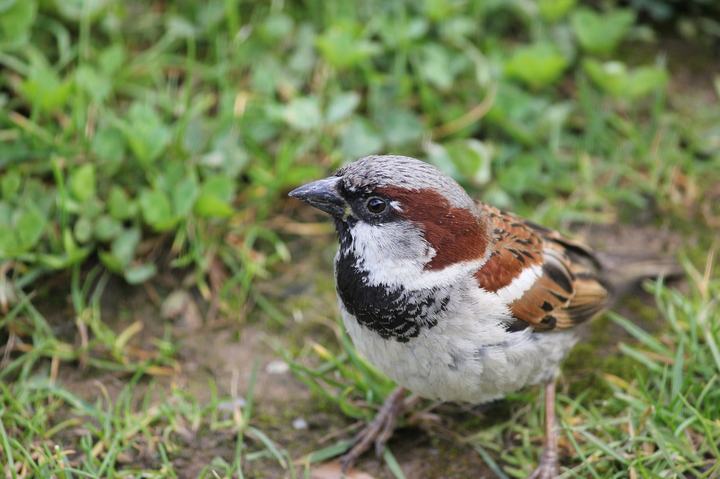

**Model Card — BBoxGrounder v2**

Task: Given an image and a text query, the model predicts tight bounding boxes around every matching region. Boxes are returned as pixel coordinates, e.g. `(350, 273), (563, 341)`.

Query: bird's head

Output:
(289, 155), (490, 287)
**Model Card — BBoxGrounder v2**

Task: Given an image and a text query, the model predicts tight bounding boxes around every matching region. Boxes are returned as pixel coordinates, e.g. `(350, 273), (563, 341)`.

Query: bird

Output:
(288, 155), (678, 478)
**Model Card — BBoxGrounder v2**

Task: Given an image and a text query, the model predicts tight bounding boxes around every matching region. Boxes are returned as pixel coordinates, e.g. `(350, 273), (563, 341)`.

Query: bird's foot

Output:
(341, 387), (408, 474)
(526, 448), (559, 479)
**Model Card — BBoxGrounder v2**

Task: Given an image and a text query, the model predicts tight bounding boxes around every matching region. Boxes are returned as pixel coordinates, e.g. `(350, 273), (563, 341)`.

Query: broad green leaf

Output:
(98, 43), (125, 76)
(445, 139), (493, 185)
(497, 154), (543, 196)
(19, 53), (74, 112)
(172, 177), (198, 217)
(283, 97), (322, 131)
(341, 118), (384, 159)
(194, 193), (234, 218)
(326, 92), (360, 124)
(54, 0), (110, 21)
(379, 109), (424, 146)
(0, 0), (36, 48)
(200, 176), (234, 203)
(92, 127), (125, 165)
(124, 263), (158, 284)
(98, 251), (123, 273)
(1, 170), (21, 199)
(76, 65), (111, 103)
(420, 44), (453, 91)
(124, 103), (169, 166)
(16, 210), (47, 248)
(316, 26), (380, 69)
(259, 13), (293, 41)
(94, 215), (123, 242)
(107, 186), (134, 220)
(571, 8), (635, 55)
(73, 216), (93, 244)
(0, 225), (18, 254)
(0, 202), (11, 225)
(505, 43), (568, 89)
(625, 66), (669, 98)
(70, 164), (96, 202)
(110, 228), (140, 267)
(139, 189), (173, 230)
(539, 0), (576, 22)
(584, 60), (667, 99)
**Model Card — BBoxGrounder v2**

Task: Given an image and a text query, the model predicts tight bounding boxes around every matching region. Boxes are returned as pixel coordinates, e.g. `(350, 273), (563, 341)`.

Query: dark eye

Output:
(366, 198), (387, 214)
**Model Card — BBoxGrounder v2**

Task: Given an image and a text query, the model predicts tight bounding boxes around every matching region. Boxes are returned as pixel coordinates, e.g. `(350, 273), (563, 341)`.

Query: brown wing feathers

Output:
(475, 203), (611, 332)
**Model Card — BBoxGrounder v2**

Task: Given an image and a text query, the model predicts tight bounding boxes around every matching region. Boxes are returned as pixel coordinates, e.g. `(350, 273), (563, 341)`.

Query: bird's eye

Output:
(366, 198), (387, 214)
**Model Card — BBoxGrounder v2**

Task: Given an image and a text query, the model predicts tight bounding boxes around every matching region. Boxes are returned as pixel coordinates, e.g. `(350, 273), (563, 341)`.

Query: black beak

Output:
(288, 176), (347, 218)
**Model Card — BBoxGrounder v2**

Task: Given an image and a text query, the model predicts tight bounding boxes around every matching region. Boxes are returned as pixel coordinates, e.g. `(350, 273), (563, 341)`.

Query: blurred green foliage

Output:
(0, 0), (718, 351)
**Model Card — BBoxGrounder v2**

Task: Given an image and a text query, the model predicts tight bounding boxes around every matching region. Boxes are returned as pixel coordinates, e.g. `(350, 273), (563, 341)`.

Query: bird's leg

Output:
(527, 379), (560, 479)
(341, 386), (410, 474)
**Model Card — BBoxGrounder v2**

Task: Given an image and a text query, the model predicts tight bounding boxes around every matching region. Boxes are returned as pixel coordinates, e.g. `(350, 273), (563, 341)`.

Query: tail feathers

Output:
(595, 252), (683, 293)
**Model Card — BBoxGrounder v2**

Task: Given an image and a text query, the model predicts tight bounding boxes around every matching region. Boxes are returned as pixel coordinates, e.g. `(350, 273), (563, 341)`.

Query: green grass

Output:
(1, 0), (720, 477)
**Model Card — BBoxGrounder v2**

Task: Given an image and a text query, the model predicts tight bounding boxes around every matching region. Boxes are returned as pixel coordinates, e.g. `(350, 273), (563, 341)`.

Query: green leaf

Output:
(70, 164), (96, 202)
(0, 0), (37, 48)
(326, 92), (360, 124)
(139, 189), (173, 230)
(1, 170), (21, 200)
(124, 263), (158, 284)
(94, 215), (123, 242)
(194, 193), (234, 218)
(378, 109), (424, 146)
(583, 59), (668, 99)
(419, 44), (453, 91)
(76, 65), (111, 103)
(200, 176), (234, 203)
(172, 176), (198, 216)
(538, 0), (576, 22)
(55, 0), (110, 21)
(341, 118), (384, 159)
(99, 250), (124, 273)
(110, 228), (140, 268)
(73, 215), (93, 244)
(445, 139), (493, 185)
(0, 225), (18, 254)
(571, 8), (636, 55)
(259, 13), (294, 41)
(16, 209), (46, 248)
(505, 43), (568, 89)
(283, 97), (322, 131)
(316, 25), (380, 69)
(19, 52), (74, 113)
(92, 127), (125, 166)
(123, 103), (169, 166)
(107, 186), (135, 220)
(497, 154), (542, 196)
(98, 43), (125, 76)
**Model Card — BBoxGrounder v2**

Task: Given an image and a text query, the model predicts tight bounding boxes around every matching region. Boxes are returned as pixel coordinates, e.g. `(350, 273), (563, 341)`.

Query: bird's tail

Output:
(595, 252), (683, 294)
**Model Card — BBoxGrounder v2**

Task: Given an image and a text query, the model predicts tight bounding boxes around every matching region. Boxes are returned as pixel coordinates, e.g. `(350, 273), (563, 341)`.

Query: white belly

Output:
(341, 292), (578, 404)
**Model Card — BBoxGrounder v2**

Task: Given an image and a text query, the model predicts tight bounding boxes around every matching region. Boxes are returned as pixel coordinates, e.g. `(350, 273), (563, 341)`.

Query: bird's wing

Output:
(474, 203), (612, 331)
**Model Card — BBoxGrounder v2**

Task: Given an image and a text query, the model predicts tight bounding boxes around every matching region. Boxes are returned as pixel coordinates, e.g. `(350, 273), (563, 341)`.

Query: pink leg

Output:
(527, 380), (560, 479)
(341, 386), (408, 474)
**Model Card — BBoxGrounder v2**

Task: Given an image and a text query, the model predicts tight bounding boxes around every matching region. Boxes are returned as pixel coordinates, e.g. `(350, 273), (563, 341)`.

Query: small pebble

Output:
(217, 397), (246, 412)
(292, 417), (308, 430)
(265, 360), (289, 374)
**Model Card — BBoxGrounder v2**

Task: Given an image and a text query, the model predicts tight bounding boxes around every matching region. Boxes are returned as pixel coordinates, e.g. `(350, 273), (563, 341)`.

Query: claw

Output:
(340, 387), (408, 474)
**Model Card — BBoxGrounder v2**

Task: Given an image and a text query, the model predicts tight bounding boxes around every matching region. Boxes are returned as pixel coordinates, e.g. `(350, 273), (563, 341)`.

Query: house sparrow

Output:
(289, 155), (678, 478)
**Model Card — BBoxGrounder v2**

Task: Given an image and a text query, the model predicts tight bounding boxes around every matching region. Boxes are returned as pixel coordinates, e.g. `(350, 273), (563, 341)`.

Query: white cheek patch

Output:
(347, 221), (486, 290)
(495, 264), (542, 304)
